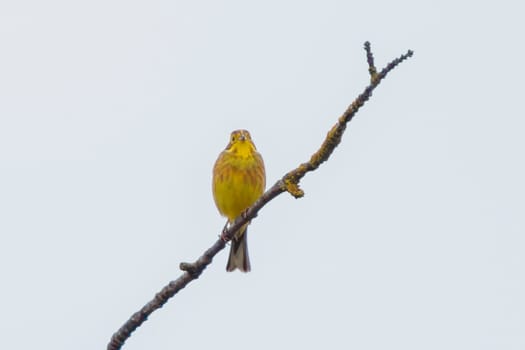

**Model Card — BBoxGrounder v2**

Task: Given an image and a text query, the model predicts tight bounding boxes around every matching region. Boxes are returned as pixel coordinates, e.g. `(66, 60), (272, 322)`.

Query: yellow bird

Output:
(212, 129), (266, 272)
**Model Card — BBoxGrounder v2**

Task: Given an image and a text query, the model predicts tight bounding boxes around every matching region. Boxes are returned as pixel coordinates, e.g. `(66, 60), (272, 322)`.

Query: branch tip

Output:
(179, 262), (192, 272)
(364, 41), (377, 82)
(283, 177), (304, 198)
(179, 263), (200, 277)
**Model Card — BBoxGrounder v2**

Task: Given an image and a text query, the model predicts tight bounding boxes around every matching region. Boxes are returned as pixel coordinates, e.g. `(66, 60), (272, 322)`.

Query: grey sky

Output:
(1, 1), (524, 349)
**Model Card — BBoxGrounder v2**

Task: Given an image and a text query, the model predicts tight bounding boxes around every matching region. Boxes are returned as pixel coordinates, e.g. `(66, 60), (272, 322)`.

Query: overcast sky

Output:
(1, 1), (524, 349)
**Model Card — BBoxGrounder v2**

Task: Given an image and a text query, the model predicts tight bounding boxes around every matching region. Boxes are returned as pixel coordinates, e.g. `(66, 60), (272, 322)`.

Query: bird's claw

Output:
(220, 221), (229, 242)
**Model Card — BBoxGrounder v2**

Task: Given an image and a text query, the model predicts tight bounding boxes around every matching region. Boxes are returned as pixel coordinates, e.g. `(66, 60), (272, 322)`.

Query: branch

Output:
(107, 41), (414, 350)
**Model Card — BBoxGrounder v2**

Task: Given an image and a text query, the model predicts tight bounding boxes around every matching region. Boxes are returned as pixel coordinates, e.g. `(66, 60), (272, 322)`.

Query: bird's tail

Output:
(226, 224), (250, 272)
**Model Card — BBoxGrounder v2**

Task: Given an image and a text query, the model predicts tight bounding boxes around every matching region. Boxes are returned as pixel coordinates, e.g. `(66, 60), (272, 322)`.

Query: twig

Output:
(107, 41), (413, 350)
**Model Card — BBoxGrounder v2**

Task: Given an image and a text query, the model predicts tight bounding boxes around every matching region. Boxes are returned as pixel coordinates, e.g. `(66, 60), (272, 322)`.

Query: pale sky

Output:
(1, 1), (524, 349)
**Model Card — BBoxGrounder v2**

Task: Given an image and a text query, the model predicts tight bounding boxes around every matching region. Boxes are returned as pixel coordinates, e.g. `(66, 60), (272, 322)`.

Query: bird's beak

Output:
(239, 134), (246, 141)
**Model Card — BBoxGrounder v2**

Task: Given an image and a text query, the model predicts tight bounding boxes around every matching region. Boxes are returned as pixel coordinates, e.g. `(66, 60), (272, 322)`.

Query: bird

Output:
(212, 129), (266, 272)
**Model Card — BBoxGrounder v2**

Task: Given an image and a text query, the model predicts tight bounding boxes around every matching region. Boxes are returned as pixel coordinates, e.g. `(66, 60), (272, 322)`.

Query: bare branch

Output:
(107, 42), (414, 350)
(281, 42), (413, 198)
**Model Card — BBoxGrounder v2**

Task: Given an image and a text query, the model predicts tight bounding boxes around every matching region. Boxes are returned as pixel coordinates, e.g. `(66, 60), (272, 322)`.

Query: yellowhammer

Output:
(212, 129), (266, 272)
